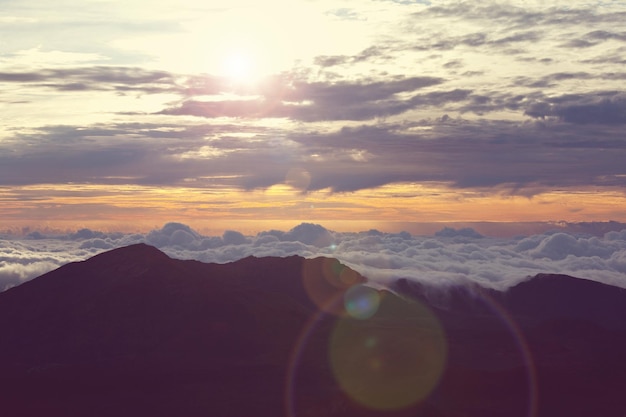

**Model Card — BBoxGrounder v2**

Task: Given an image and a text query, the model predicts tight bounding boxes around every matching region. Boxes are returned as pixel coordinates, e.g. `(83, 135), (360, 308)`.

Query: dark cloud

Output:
(2, 110), (625, 195)
(586, 30), (626, 41)
(0, 67), (179, 94)
(1, 18), (625, 197)
(435, 227), (484, 240)
(525, 92), (626, 124)
(159, 76), (447, 121)
(296, 77), (443, 104)
(555, 99), (626, 125)
(314, 46), (392, 68)
(0, 72), (46, 82)
(405, 3), (626, 60)
(513, 72), (596, 89)
(561, 30), (626, 49)
(2, 66), (447, 117)
(580, 51), (626, 65)
(0, 122), (280, 187)
(419, 3), (626, 28)
(292, 118), (626, 192)
(443, 59), (463, 69)
(314, 55), (350, 67)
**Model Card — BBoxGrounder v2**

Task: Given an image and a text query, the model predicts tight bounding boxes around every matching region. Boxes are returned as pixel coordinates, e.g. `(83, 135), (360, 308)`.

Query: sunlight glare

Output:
(221, 49), (255, 81)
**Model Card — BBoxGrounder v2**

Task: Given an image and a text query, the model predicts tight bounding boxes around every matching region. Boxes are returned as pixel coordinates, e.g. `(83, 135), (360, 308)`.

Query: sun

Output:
(221, 49), (254, 80)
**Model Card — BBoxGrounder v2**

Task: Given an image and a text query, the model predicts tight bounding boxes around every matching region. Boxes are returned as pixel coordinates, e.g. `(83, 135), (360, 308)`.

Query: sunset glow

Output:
(1, 0), (625, 236)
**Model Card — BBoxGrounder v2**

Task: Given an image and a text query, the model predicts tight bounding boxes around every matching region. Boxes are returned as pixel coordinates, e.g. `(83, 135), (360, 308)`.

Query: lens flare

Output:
(474, 291), (539, 417)
(301, 257), (362, 315)
(329, 296), (447, 410)
(344, 284), (380, 320)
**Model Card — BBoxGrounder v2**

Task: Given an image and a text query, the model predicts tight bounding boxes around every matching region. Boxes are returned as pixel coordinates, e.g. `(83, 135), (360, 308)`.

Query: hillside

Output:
(0, 244), (624, 417)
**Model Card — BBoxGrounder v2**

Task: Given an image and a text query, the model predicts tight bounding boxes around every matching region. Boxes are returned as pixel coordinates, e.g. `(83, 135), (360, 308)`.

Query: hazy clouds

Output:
(2, 222), (626, 292)
(2, 0), (626, 199)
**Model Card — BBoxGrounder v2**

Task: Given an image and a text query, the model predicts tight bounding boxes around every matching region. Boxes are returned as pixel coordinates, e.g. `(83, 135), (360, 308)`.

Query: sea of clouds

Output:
(2, 222), (626, 292)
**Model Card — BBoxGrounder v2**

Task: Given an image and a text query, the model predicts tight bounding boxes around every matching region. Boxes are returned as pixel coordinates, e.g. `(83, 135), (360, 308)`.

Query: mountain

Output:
(0, 244), (624, 417)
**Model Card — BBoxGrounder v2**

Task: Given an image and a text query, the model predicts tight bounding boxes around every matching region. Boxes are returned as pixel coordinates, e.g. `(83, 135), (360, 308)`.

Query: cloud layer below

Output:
(2, 222), (626, 292)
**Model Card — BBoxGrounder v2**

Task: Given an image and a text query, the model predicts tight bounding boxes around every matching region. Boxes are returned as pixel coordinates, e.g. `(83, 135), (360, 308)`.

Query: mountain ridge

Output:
(0, 244), (624, 417)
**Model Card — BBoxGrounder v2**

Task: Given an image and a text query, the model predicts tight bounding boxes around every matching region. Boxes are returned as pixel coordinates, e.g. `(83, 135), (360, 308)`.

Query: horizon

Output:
(2, 220), (626, 293)
(2, 0), (626, 231)
(4, 218), (626, 239)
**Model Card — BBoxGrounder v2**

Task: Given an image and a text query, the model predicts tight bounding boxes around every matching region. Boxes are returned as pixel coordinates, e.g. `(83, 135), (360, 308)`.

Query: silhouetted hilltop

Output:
(504, 273), (626, 329)
(0, 244), (363, 366)
(0, 245), (624, 417)
(393, 272), (626, 330)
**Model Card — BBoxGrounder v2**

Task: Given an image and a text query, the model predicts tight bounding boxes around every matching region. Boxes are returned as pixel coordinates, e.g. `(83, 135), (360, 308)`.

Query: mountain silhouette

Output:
(0, 244), (624, 417)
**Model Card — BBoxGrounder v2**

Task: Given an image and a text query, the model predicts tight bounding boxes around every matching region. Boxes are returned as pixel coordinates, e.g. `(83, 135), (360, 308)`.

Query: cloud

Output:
(434, 227), (484, 240)
(159, 76), (446, 121)
(0, 239), (91, 291)
(289, 119), (626, 193)
(146, 222), (202, 248)
(270, 222), (335, 247)
(561, 30), (626, 49)
(528, 232), (616, 260)
(313, 46), (391, 68)
(417, 3), (626, 30)
(79, 239), (114, 250)
(1, 113), (625, 197)
(2, 0), (626, 205)
(0, 67), (179, 95)
(222, 230), (248, 246)
(0, 261), (58, 291)
(2, 222), (626, 293)
(525, 92), (626, 124)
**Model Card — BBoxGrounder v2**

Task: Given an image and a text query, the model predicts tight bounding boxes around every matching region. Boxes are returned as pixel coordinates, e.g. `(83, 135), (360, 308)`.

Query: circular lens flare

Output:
(301, 258), (362, 315)
(344, 285), (380, 320)
(329, 296), (447, 410)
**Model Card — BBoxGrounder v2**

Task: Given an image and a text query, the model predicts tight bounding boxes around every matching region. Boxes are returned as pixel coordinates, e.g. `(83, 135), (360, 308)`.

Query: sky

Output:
(1, 0), (626, 236)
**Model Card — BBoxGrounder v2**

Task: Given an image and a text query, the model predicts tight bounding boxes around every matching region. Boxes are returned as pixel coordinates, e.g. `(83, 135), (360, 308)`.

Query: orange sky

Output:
(2, 183), (625, 235)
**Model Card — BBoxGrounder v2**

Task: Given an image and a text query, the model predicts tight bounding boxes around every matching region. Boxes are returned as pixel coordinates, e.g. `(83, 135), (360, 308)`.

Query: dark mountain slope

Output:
(503, 273), (626, 329)
(393, 275), (626, 417)
(394, 273), (626, 330)
(0, 244), (362, 366)
(0, 244), (625, 417)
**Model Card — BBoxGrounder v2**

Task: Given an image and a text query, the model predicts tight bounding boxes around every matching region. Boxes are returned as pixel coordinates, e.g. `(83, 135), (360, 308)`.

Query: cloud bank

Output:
(2, 222), (626, 292)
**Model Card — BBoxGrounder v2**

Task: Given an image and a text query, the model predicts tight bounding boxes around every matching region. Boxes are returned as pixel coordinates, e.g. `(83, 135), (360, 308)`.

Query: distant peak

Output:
(110, 243), (166, 254)
(513, 273), (597, 289)
(88, 243), (171, 264)
(125, 243), (165, 253)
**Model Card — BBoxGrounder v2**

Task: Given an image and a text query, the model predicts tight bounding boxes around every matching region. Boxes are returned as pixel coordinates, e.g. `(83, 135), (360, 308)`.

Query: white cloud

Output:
(0, 261), (58, 291)
(222, 230), (248, 246)
(145, 222), (202, 248)
(1, 223), (626, 293)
